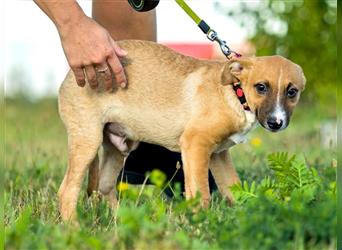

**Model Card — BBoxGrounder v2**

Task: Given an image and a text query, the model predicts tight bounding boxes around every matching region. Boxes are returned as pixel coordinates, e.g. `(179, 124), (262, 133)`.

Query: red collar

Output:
(232, 82), (250, 111)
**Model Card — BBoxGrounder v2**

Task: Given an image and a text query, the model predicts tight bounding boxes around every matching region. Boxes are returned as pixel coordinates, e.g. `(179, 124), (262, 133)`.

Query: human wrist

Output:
(50, 1), (86, 33)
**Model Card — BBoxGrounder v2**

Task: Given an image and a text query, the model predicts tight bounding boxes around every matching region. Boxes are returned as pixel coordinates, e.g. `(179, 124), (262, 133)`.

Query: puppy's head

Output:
(223, 55), (306, 132)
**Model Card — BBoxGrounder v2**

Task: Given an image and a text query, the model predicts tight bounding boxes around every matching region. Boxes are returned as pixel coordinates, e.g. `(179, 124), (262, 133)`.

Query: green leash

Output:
(174, 0), (239, 58)
(128, 0), (240, 58)
(175, 0), (201, 24)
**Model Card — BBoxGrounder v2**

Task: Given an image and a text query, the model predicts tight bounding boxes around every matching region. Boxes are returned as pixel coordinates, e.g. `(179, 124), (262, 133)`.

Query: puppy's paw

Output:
(225, 192), (236, 207)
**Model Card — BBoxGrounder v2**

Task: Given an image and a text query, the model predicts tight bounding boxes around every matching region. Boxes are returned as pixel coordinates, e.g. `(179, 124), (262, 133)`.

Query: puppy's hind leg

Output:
(58, 124), (103, 222)
(98, 135), (125, 208)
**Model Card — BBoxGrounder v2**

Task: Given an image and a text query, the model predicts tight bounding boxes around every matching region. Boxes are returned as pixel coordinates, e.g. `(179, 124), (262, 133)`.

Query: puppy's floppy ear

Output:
(295, 63), (306, 91)
(300, 71), (306, 91)
(221, 57), (255, 85)
(229, 57), (255, 77)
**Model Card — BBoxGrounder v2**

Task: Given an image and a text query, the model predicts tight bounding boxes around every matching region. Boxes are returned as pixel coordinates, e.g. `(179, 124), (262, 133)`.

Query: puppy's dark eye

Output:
(254, 83), (268, 94)
(287, 88), (298, 98)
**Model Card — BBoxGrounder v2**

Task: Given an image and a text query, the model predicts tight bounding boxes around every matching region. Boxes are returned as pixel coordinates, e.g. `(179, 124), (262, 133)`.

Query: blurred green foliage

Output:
(218, 0), (337, 110)
(337, 5), (342, 250)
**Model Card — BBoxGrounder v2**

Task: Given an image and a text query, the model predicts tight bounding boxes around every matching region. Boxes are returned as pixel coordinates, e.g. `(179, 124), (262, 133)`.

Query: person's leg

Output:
(122, 142), (182, 184)
(92, 0), (156, 41)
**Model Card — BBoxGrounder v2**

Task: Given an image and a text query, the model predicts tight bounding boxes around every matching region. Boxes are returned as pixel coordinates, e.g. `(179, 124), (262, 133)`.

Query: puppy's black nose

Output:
(267, 117), (283, 130)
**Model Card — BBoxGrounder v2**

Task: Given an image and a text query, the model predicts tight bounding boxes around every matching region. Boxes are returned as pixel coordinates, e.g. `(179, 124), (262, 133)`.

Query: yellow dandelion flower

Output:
(251, 137), (262, 147)
(117, 182), (129, 192)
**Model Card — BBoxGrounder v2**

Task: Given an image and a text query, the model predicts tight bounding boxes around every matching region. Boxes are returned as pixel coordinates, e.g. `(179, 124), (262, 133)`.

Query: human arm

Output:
(33, 0), (127, 90)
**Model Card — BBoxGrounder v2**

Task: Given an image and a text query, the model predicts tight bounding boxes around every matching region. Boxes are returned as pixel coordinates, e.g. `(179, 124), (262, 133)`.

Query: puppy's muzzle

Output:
(266, 116), (284, 131)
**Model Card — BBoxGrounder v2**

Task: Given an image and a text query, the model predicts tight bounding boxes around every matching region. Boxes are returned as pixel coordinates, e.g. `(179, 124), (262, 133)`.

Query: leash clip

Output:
(207, 30), (230, 56)
(206, 29), (218, 41)
(206, 29), (240, 58)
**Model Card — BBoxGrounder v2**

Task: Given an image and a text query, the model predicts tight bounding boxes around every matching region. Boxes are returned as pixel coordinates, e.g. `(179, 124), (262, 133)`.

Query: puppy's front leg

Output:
(180, 131), (214, 208)
(209, 150), (240, 205)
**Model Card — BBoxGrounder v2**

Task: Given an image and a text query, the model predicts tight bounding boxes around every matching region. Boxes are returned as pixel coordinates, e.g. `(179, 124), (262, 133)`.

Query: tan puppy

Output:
(57, 40), (306, 222)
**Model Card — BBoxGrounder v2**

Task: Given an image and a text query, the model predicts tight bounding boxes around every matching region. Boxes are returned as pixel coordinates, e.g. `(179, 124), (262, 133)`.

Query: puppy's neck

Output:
(221, 83), (250, 116)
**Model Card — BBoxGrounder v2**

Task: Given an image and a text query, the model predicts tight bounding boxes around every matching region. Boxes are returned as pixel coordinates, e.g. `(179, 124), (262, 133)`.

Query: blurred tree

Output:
(216, 0), (336, 109)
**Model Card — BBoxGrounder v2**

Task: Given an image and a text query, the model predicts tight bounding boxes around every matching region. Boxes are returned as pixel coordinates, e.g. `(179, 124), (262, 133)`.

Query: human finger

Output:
(72, 67), (86, 87)
(111, 40), (128, 57)
(96, 62), (112, 91)
(84, 65), (98, 89)
(107, 54), (127, 88)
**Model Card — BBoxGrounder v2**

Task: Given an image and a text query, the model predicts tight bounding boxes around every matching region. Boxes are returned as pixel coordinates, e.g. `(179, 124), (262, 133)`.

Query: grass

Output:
(4, 97), (336, 249)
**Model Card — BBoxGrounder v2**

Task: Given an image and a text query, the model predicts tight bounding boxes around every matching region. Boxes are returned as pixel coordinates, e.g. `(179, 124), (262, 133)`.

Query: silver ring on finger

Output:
(96, 66), (109, 73)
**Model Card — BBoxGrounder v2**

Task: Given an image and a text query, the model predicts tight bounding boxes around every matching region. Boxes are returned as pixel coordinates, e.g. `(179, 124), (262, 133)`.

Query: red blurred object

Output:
(163, 43), (214, 59)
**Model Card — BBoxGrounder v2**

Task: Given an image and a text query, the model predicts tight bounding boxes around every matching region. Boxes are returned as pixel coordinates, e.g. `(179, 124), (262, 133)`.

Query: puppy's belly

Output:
(107, 127), (181, 153)
(131, 128), (182, 152)
(104, 106), (186, 152)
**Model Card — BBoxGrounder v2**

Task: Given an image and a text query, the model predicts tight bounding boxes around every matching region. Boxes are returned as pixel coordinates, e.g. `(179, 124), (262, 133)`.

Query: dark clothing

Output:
(120, 142), (217, 196)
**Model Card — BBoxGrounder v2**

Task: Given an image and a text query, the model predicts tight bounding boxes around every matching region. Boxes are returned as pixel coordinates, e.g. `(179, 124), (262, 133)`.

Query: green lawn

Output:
(4, 98), (336, 249)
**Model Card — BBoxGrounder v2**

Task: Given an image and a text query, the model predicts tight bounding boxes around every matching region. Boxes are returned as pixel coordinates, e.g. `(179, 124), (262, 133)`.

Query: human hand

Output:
(58, 14), (127, 90)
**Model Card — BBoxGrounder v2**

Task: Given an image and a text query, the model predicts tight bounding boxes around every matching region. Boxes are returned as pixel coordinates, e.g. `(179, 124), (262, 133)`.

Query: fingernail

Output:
(120, 82), (126, 88)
